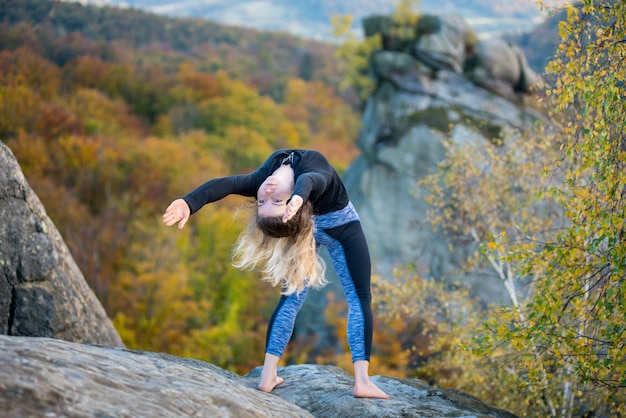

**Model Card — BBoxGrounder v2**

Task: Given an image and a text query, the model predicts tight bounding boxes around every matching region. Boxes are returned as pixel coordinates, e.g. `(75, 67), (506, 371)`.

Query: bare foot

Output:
(352, 360), (389, 399)
(353, 380), (389, 399)
(258, 353), (282, 393)
(258, 374), (284, 393)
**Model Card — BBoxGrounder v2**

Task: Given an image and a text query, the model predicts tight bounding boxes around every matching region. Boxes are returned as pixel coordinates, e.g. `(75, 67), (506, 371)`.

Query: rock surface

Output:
(0, 335), (519, 418)
(0, 142), (123, 346)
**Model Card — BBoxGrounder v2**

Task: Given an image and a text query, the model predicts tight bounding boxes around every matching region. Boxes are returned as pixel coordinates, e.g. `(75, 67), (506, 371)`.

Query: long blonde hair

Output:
(232, 202), (327, 295)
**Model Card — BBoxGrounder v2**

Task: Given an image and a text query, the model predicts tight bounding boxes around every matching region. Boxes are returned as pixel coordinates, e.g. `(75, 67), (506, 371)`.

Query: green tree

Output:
(419, 125), (570, 416)
(332, 0), (421, 101)
(331, 14), (381, 101)
(421, 128), (563, 311)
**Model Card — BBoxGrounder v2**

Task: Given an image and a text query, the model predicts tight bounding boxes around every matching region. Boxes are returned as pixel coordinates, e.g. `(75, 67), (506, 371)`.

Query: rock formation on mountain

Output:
(0, 335), (519, 417)
(342, 12), (545, 305)
(0, 142), (122, 347)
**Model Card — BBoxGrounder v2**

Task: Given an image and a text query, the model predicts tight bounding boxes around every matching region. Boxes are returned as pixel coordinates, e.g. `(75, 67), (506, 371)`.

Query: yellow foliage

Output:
(4, 132), (51, 177)
(0, 84), (40, 137)
(67, 88), (144, 137)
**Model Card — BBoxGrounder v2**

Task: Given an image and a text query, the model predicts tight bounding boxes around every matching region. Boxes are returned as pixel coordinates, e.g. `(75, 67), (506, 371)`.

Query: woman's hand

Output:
(283, 195), (303, 223)
(162, 199), (191, 229)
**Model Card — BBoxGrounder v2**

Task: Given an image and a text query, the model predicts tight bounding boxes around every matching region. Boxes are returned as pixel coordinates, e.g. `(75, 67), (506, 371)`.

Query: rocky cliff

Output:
(0, 142), (122, 346)
(0, 335), (518, 417)
(342, 13), (545, 305)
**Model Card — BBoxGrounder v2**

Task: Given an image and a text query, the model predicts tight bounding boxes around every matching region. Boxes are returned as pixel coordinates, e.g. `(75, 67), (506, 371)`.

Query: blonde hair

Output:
(232, 202), (327, 295)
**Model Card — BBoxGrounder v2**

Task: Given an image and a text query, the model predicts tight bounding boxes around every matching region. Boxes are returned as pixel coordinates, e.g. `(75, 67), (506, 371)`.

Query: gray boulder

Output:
(372, 50), (433, 94)
(465, 38), (543, 99)
(0, 335), (519, 418)
(0, 142), (123, 346)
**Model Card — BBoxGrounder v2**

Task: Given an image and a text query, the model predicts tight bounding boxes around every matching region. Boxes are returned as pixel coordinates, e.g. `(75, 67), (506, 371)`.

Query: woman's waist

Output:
(313, 201), (359, 229)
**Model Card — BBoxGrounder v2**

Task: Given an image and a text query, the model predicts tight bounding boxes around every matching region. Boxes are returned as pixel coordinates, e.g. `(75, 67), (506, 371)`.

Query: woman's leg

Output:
(259, 288), (309, 392)
(323, 221), (389, 398)
(323, 222), (372, 361)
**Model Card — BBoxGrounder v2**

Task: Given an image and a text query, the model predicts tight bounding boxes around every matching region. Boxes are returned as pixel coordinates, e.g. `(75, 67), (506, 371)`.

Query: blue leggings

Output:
(265, 202), (373, 362)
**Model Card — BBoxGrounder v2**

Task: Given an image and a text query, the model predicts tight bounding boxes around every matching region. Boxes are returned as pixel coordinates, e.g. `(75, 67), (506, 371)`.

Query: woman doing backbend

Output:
(162, 149), (388, 399)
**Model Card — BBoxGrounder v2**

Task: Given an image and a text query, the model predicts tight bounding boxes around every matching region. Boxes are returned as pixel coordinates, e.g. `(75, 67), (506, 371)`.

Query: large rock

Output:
(340, 13), (546, 305)
(0, 142), (122, 346)
(0, 335), (519, 418)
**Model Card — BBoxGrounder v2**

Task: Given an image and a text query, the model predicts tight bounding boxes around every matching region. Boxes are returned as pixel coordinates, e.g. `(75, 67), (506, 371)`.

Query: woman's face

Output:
(257, 175), (293, 218)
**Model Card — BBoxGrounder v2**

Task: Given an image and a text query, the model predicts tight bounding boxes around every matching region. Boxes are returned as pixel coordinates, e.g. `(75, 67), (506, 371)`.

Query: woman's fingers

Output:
(282, 208), (293, 223)
(177, 213), (189, 229)
(283, 195), (303, 223)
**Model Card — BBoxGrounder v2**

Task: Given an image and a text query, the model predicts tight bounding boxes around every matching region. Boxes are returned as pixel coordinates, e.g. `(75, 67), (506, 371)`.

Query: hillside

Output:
(1, 0), (344, 102)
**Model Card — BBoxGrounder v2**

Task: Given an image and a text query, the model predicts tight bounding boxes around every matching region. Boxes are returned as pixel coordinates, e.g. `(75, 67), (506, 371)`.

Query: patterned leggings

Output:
(265, 202), (373, 362)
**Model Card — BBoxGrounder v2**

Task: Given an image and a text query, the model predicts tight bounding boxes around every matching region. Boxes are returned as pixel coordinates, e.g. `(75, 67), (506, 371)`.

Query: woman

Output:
(162, 149), (389, 399)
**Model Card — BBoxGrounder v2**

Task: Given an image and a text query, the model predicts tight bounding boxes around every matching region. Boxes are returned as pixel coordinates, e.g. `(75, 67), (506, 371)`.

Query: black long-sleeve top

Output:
(183, 149), (349, 216)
